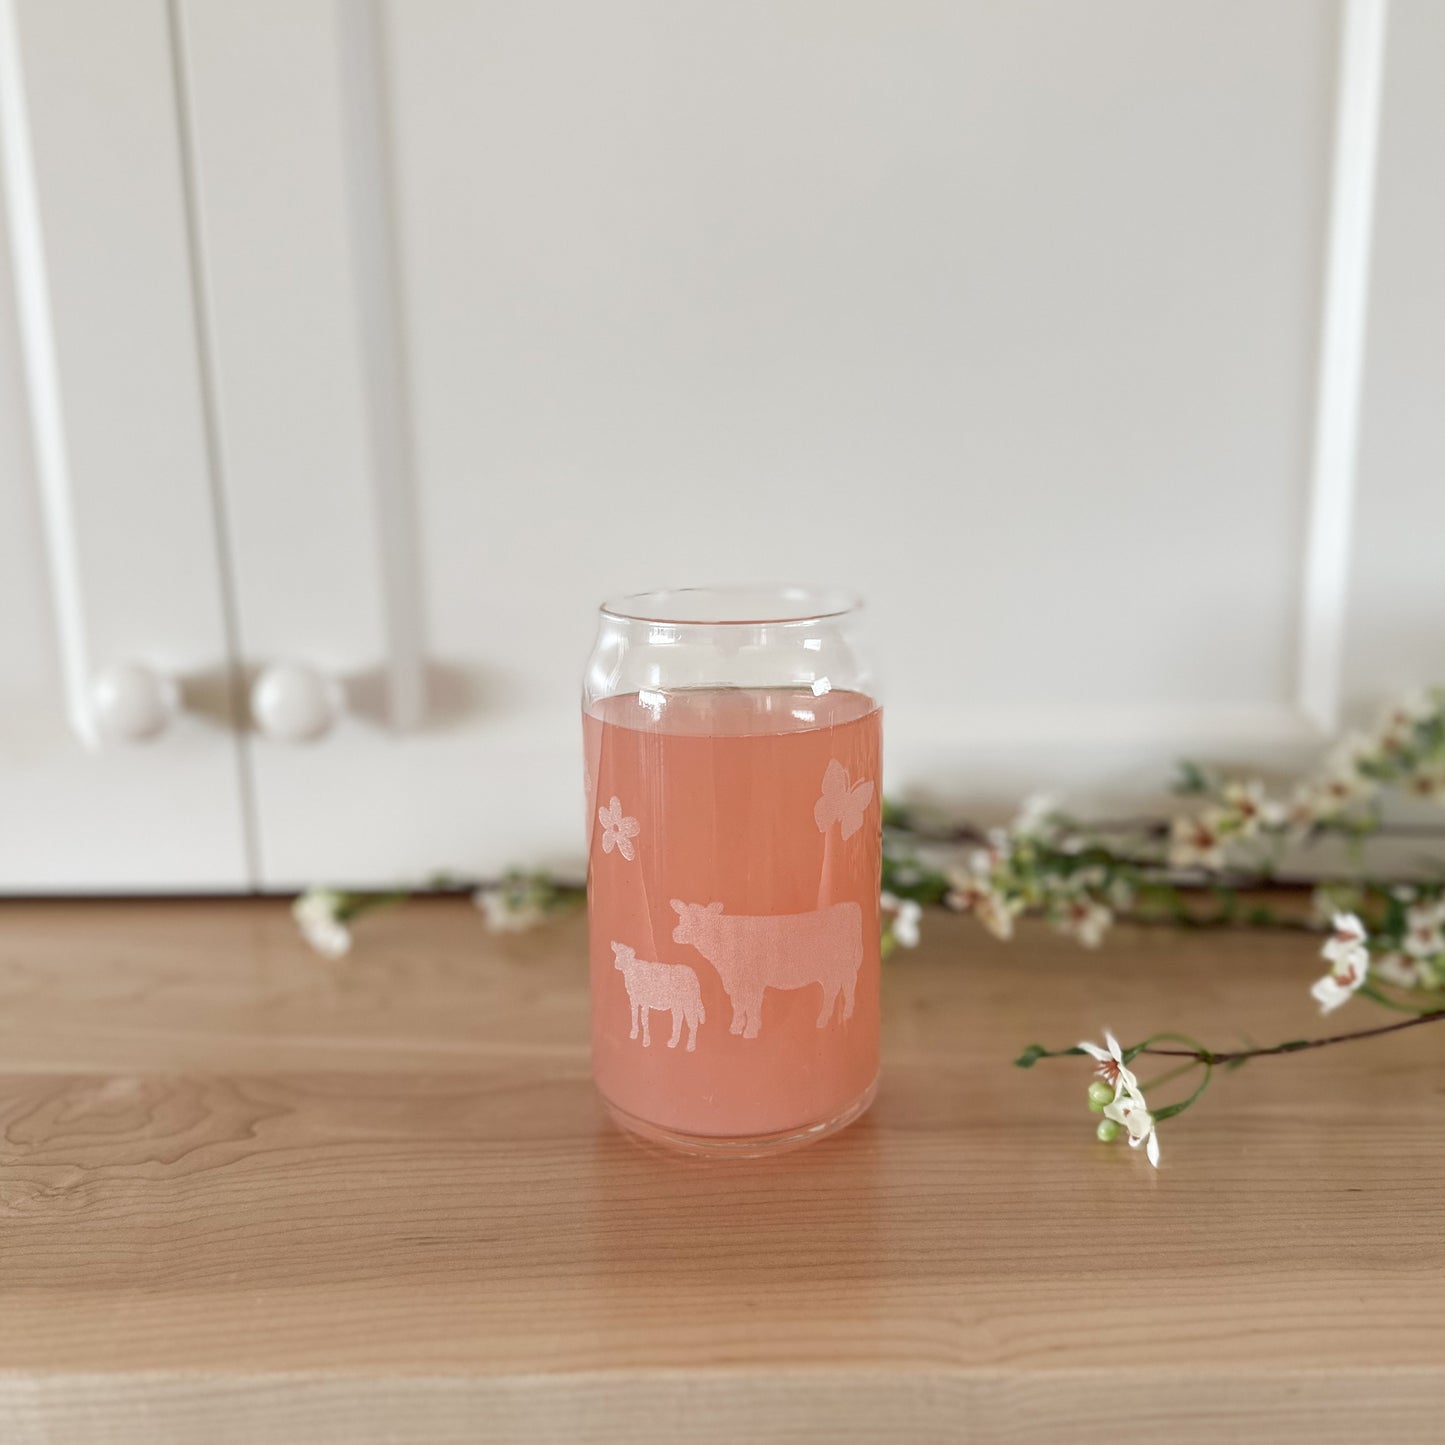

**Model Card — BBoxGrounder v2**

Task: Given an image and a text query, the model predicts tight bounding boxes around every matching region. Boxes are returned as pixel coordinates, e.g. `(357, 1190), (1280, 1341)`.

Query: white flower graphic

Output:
(598, 796), (640, 861)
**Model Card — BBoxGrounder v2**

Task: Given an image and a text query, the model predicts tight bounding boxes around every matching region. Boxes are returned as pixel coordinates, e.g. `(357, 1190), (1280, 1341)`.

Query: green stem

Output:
(1151, 1061), (1213, 1122)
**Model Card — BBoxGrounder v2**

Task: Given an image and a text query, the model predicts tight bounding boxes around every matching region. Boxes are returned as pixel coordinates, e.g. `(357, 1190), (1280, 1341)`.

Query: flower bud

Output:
(1086, 1079), (1114, 1111)
(1096, 1118), (1121, 1143)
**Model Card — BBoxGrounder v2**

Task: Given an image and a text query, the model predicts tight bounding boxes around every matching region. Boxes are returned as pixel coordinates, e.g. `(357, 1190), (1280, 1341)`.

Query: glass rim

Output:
(599, 584), (863, 627)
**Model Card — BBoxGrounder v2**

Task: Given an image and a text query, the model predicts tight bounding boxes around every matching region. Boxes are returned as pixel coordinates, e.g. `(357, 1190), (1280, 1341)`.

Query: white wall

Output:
(2, 0), (1440, 889)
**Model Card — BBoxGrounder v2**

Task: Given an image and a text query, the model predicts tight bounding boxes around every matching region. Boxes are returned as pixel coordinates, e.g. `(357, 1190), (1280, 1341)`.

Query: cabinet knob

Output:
(250, 661), (342, 743)
(90, 661), (178, 744)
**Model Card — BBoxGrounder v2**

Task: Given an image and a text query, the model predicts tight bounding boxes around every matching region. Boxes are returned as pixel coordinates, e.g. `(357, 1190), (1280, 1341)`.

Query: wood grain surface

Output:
(0, 897), (1441, 1442)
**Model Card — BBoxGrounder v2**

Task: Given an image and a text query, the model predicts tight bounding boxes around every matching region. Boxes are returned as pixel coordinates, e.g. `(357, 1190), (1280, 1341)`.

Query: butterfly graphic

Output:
(814, 760), (874, 840)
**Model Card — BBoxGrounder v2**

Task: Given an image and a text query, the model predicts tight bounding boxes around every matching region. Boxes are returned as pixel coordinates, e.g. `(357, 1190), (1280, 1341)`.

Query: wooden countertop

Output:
(0, 898), (1441, 1442)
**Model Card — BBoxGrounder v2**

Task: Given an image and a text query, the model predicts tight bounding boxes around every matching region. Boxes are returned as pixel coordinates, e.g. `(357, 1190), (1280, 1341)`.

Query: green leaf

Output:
(1014, 1044), (1047, 1069)
(1172, 760), (1212, 796)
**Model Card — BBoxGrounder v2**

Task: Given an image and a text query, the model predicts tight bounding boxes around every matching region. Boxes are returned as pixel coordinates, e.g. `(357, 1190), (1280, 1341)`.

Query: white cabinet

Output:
(2, 0), (1441, 892)
(0, 0), (249, 891)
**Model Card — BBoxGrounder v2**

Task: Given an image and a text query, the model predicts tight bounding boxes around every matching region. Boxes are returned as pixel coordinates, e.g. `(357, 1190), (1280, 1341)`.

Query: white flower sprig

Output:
(1170, 686), (1445, 871)
(1310, 912), (1370, 1013)
(875, 687), (1445, 972)
(1079, 1031), (1161, 1168)
(292, 875), (582, 957)
(292, 884), (419, 958)
(293, 887), (354, 958)
(474, 871), (582, 933)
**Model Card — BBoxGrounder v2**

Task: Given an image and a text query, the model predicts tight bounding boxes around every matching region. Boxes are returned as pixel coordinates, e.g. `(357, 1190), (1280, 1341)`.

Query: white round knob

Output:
(90, 661), (178, 744)
(250, 661), (342, 743)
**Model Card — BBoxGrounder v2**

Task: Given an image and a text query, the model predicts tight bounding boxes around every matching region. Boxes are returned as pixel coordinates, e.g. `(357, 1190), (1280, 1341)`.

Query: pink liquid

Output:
(583, 687), (881, 1146)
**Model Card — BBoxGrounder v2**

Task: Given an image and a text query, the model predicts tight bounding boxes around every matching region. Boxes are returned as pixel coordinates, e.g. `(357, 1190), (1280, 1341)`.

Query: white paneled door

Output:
(0, 0), (249, 890)
(3, 1), (1439, 891)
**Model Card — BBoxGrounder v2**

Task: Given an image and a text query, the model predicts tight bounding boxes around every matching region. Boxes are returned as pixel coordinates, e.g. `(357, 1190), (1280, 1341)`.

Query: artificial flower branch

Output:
(290, 685), (1445, 1174)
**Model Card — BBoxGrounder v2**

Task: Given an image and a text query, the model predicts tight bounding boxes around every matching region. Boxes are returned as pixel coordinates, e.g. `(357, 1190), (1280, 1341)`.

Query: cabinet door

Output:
(181, 1), (1430, 889)
(0, 0), (250, 891)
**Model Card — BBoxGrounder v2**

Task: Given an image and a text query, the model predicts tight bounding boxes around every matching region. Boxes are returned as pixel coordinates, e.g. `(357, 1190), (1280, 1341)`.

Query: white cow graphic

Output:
(611, 941), (705, 1051)
(670, 899), (863, 1040)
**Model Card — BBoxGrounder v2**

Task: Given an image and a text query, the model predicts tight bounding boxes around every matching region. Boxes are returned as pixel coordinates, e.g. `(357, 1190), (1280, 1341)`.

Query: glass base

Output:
(602, 1074), (878, 1159)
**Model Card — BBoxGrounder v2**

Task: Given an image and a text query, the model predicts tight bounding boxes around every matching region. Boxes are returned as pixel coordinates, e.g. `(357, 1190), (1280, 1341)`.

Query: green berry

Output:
(1086, 1080), (1114, 1111)
(1096, 1118), (1121, 1143)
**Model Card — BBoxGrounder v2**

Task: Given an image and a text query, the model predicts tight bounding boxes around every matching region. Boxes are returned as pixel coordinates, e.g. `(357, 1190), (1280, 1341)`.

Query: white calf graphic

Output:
(611, 942), (705, 1051)
(670, 899), (863, 1040)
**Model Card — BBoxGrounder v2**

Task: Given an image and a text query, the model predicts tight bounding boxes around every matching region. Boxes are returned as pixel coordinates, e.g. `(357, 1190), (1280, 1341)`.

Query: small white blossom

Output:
(473, 886), (547, 933)
(975, 889), (1019, 941)
(292, 887), (353, 959)
(1407, 762), (1445, 803)
(1312, 764), (1376, 817)
(1310, 911), (1369, 1013)
(1220, 779), (1285, 837)
(1287, 784), (1322, 832)
(1376, 688), (1437, 735)
(880, 892), (922, 948)
(944, 864), (1020, 941)
(1168, 812), (1226, 871)
(1373, 950), (1433, 989)
(1055, 895), (1113, 949)
(1103, 1091), (1161, 1168)
(1077, 1030), (1139, 1101)
(1402, 900), (1445, 961)
(1322, 910), (1367, 962)
(1373, 706), (1418, 758)
(1011, 792), (1060, 838)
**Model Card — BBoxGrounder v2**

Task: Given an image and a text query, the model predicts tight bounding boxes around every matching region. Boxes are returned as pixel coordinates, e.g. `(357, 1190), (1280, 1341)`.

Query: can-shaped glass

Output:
(582, 585), (881, 1155)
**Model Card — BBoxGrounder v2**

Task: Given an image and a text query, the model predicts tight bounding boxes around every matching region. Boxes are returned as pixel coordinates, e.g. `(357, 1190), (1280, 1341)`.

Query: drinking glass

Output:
(582, 585), (881, 1155)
